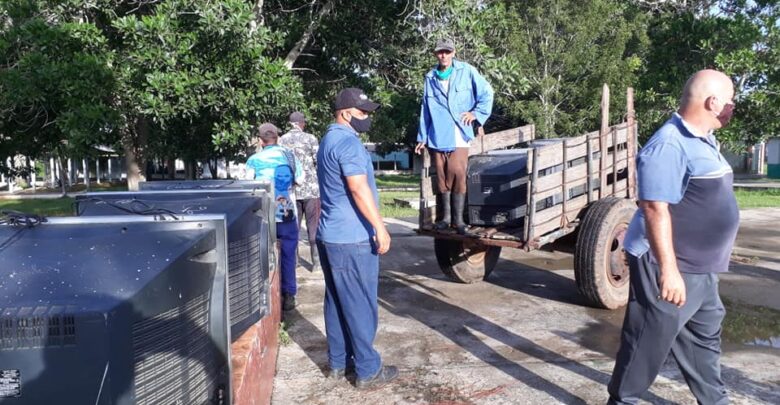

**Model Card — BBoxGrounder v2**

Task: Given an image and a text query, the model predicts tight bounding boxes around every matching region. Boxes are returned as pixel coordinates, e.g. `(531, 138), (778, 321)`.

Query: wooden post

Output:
(626, 87), (637, 199)
(561, 139), (569, 225)
(525, 148), (540, 245)
(586, 132), (594, 203)
(611, 127), (618, 196)
(599, 84), (610, 199)
(108, 158), (113, 181)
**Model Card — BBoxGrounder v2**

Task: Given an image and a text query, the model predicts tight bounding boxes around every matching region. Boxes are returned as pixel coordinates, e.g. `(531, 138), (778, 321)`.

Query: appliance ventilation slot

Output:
(132, 293), (218, 405)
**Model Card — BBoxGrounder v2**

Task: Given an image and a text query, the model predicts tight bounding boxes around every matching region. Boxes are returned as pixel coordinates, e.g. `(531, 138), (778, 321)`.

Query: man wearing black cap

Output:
(279, 111), (322, 272)
(316, 88), (398, 389)
(414, 38), (494, 234)
(245, 122), (303, 311)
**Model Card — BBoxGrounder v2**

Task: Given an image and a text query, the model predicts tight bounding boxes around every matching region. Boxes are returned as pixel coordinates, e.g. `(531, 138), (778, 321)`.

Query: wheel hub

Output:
(607, 225), (629, 288)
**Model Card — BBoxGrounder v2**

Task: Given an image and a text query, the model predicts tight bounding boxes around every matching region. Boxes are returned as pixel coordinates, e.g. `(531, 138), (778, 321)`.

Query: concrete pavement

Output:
(272, 208), (780, 404)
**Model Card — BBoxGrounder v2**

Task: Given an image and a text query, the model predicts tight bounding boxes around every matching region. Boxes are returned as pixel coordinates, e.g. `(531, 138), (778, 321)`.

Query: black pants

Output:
(296, 198), (320, 244)
(608, 253), (728, 404)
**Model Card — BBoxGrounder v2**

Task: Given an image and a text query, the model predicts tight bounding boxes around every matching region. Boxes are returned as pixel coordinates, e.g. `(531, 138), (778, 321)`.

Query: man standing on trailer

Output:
(279, 111), (322, 272)
(414, 38), (494, 234)
(608, 69), (738, 404)
(316, 88), (398, 389)
(245, 123), (304, 312)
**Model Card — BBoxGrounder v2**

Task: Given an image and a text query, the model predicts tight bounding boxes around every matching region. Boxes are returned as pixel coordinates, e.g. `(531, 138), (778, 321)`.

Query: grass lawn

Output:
(0, 198), (74, 217)
(735, 189), (780, 208)
(379, 190), (418, 219)
(375, 174), (420, 189)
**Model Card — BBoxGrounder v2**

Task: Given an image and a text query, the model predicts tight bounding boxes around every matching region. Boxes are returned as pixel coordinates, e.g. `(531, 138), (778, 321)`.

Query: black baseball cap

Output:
(333, 88), (380, 112)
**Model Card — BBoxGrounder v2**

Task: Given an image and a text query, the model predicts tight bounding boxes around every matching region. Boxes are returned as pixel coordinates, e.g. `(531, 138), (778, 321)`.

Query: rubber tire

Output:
(574, 197), (636, 309)
(434, 239), (501, 284)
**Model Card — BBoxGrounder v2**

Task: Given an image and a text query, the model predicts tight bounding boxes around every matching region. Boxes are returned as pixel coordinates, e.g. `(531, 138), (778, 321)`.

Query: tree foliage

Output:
(0, 0), (777, 181)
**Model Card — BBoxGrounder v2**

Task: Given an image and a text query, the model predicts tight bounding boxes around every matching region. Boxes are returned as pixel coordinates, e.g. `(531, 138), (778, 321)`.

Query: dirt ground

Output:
(271, 208), (780, 404)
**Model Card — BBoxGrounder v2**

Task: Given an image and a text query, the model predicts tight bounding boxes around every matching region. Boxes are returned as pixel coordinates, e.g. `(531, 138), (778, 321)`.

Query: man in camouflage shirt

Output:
(279, 111), (322, 271)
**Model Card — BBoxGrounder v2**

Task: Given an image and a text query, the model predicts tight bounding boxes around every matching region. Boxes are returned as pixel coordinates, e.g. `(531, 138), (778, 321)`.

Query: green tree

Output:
(113, 0), (303, 187)
(634, 0), (779, 149)
(0, 1), (117, 193)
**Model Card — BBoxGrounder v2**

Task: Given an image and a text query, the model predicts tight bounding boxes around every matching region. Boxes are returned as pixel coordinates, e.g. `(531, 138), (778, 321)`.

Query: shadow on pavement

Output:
(378, 273), (675, 404)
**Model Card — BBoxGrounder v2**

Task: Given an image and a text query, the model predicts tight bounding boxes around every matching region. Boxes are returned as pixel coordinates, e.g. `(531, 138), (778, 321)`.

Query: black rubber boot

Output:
(310, 245), (321, 272)
(434, 191), (451, 230)
(452, 193), (468, 235)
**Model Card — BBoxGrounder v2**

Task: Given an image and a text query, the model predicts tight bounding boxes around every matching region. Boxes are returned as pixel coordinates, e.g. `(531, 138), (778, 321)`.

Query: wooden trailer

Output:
(417, 86), (638, 309)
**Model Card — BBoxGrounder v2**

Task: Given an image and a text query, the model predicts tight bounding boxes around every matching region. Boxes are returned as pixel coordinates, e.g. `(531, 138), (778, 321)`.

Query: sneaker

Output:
(282, 293), (296, 311)
(355, 365), (399, 390)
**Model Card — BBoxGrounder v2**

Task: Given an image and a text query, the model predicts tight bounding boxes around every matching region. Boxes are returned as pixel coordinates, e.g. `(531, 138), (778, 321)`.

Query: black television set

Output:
(75, 189), (273, 340)
(139, 180), (276, 249)
(0, 215), (231, 404)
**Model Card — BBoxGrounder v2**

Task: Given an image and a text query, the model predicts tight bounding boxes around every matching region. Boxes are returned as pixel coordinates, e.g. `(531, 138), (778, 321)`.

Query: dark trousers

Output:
(296, 198), (321, 244)
(431, 147), (469, 194)
(608, 253), (728, 405)
(317, 240), (382, 380)
(276, 221), (299, 295)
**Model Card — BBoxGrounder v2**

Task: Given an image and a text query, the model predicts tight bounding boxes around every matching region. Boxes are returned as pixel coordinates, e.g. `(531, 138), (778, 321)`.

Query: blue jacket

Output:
(417, 59), (494, 151)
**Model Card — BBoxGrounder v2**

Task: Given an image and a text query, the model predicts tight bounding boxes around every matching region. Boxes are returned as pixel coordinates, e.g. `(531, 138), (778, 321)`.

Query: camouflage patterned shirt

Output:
(278, 126), (320, 199)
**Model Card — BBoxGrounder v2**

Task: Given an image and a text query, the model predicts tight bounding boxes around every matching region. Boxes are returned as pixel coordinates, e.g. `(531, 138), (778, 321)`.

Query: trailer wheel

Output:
(434, 239), (501, 284)
(574, 197), (636, 309)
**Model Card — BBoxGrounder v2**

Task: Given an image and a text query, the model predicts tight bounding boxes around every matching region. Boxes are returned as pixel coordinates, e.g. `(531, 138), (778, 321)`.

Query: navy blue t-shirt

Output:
(624, 113), (739, 273)
(316, 123), (379, 243)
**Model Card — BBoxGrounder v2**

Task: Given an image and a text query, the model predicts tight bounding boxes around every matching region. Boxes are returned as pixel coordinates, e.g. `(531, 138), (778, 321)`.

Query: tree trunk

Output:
(56, 152), (68, 196)
(167, 158), (176, 179)
(123, 117), (149, 191)
(208, 158), (218, 179)
(284, 0), (335, 69)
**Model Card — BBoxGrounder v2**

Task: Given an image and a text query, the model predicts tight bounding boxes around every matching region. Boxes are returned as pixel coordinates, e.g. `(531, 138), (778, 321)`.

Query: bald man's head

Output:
(679, 69), (735, 130)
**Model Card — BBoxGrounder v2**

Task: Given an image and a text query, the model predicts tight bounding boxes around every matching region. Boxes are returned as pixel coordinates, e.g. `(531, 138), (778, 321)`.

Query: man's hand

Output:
(414, 142), (426, 155)
(373, 226), (391, 255)
(659, 266), (686, 307)
(460, 111), (476, 125)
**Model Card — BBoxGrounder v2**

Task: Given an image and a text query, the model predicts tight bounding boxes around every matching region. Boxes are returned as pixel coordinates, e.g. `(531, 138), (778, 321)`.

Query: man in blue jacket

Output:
(414, 38), (494, 234)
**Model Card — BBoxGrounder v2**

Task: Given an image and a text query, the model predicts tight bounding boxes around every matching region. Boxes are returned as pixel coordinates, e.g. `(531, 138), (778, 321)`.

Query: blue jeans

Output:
(317, 240), (382, 380)
(276, 221), (299, 295)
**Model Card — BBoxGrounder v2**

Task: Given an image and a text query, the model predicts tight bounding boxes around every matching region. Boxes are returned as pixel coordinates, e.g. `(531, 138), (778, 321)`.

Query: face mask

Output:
(349, 115), (372, 133)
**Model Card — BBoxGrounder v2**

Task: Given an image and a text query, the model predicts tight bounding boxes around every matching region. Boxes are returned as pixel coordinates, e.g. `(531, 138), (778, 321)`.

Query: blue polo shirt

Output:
(624, 113), (739, 273)
(316, 123), (379, 243)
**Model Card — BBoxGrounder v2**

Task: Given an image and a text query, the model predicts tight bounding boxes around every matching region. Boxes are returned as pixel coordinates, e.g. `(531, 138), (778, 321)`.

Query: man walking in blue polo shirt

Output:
(608, 70), (738, 404)
(316, 88), (398, 389)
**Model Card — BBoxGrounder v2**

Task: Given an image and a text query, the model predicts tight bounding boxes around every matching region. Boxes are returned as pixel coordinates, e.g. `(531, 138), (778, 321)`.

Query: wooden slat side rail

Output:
(533, 142), (565, 171)
(469, 124), (535, 156)
(533, 195), (590, 236)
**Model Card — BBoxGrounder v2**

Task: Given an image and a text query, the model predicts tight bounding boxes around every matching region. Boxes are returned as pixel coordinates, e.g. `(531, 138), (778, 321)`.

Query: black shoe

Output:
(355, 365), (399, 390)
(282, 293), (296, 311)
(326, 368), (346, 380)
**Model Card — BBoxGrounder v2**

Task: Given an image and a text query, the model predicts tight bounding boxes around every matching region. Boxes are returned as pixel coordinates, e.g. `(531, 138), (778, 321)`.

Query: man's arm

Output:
(642, 200), (686, 307)
(470, 67), (494, 125)
(345, 174), (391, 254)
